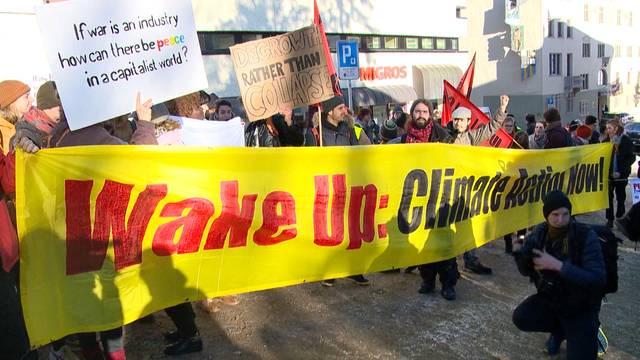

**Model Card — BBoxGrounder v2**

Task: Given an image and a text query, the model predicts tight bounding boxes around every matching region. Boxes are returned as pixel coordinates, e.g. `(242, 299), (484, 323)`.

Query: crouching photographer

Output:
(512, 190), (606, 360)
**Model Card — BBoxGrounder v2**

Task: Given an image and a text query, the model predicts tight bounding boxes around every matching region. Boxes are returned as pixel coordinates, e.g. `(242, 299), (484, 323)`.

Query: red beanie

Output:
(576, 125), (592, 139)
(0, 80), (30, 110)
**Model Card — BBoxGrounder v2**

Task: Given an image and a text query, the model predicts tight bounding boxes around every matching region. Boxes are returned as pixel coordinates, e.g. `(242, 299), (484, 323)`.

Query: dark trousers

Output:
(513, 294), (599, 360)
(165, 302), (198, 337)
(606, 180), (627, 220)
(626, 202), (640, 237)
(78, 327), (124, 359)
(0, 265), (31, 360)
(419, 258), (458, 288)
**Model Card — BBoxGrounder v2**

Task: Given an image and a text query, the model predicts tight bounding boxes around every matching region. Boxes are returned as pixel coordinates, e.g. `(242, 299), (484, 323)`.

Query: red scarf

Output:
(405, 120), (433, 143)
(23, 108), (57, 134)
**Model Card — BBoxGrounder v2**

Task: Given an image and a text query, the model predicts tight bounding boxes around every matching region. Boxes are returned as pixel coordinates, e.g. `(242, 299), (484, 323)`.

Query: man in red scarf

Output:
(393, 99), (460, 300)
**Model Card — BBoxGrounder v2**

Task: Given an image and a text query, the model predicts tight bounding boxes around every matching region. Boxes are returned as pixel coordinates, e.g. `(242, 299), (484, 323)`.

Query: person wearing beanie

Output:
(311, 95), (370, 286)
(379, 119), (398, 144)
(446, 95), (510, 276)
(21, 81), (62, 135)
(0, 80), (32, 154)
(543, 108), (574, 148)
(512, 190), (606, 359)
(308, 95), (370, 147)
(584, 115), (600, 144)
(603, 118), (635, 227)
(574, 125), (592, 146)
(392, 105), (404, 122)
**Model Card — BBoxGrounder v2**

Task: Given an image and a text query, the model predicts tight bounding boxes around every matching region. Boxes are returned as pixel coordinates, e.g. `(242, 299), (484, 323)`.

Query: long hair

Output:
(409, 99), (434, 123)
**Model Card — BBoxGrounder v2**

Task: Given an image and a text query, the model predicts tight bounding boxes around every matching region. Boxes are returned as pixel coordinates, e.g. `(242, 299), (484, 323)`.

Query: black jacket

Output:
(244, 116), (304, 147)
(514, 220), (606, 313)
(400, 120), (453, 144)
(607, 134), (635, 179)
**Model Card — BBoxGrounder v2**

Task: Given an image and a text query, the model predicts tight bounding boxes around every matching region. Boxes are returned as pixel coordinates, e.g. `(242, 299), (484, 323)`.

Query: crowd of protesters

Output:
(0, 73), (638, 360)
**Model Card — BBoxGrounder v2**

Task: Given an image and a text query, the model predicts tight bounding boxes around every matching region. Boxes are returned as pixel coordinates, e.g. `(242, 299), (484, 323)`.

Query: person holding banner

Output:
(603, 118), (635, 228)
(543, 108), (574, 149)
(0, 80), (32, 154)
(245, 105), (304, 147)
(313, 95), (370, 286)
(450, 95), (509, 275)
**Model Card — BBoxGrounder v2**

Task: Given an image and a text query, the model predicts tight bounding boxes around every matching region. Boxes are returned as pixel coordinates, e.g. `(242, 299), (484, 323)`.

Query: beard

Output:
(413, 117), (428, 129)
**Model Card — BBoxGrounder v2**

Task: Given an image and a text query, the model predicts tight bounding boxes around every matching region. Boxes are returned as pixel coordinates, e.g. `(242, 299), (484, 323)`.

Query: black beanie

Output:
(543, 190), (572, 219)
(321, 96), (345, 113)
(380, 119), (398, 141)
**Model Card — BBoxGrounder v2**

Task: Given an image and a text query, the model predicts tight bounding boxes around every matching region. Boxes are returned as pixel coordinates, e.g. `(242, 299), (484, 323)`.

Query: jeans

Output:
(513, 293), (600, 360)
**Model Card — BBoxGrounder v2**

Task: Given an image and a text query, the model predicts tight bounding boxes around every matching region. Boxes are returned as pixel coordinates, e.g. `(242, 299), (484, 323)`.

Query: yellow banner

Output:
(16, 143), (611, 346)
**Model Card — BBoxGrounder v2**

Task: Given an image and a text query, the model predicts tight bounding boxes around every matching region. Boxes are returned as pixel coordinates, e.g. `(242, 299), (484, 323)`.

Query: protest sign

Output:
(230, 25), (334, 122)
(441, 80), (491, 129)
(630, 178), (640, 204)
(16, 143), (611, 346)
(36, 0), (207, 130)
(156, 116), (244, 146)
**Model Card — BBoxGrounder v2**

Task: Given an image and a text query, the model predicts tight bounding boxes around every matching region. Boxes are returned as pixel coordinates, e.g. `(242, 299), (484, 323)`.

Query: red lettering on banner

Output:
(253, 191), (297, 245)
(152, 198), (214, 256)
(313, 174), (346, 246)
(65, 180), (167, 275)
(204, 181), (257, 249)
(347, 185), (377, 250)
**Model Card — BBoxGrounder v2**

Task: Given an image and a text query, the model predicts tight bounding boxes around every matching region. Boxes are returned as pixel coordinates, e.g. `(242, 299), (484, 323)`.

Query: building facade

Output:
(463, 0), (640, 125)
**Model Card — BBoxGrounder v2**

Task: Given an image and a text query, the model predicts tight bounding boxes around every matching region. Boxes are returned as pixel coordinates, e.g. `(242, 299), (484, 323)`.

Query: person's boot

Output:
(607, 219), (614, 228)
(164, 333), (203, 356)
(616, 216), (635, 240)
(504, 238), (513, 254)
(597, 326), (608, 358)
(418, 281), (435, 294)
(440, 285), (456, 301)
(464, 260), (493, 275)
(544, 334), (563, 355)
(348, 274), (370, 286)
(404, 266), (417, 274)
(616, 204), (626, 219)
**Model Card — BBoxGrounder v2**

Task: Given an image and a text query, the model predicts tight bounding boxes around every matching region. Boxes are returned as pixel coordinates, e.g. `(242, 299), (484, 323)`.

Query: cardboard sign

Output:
(36, 0), (207, 130)
(230, 25), (334, 122)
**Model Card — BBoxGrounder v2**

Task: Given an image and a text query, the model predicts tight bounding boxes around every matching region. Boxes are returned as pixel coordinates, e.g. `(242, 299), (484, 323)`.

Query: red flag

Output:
(480, 128), (515, 148)
(313, 0), (342, 96)
(441, 80), (490, 129)
(457, 53), (476, 99)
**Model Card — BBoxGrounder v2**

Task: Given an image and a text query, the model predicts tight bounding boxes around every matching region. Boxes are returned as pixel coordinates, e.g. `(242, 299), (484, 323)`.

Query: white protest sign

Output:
(156, 116), (245, 147)
(36, 0), (207, 130)
(630, 178), (640, 204)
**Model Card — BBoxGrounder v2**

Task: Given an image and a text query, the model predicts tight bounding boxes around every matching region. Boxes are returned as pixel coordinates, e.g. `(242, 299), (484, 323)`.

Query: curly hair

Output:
(166, 92), (203, 119)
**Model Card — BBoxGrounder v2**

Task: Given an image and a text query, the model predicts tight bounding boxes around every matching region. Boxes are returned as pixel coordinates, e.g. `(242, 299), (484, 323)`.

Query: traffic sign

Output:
(337, 40), (359, 80)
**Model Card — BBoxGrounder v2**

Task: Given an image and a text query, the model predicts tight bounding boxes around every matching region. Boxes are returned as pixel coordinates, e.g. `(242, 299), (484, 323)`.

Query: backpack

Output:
(574, 224), (621, 295)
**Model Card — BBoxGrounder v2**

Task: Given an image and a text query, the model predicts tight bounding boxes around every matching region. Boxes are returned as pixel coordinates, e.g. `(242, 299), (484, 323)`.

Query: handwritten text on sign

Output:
(230, 26), (334, 122)
(36, 0), (207, 130)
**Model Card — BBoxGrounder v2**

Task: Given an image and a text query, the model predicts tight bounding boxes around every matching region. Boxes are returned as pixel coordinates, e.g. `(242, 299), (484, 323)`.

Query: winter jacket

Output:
(606, 134), (635, 179)
(451, 108), (507, 146)
(397, 120), (454, 144)
(0, 116), (16, 155)
(50, 118), (157, 147)
(311, 118), (359, 147)
(544, 121), (573, 149)
(514, 220), (606, 312)
(528, 133), (546, 149)
(245, 116), (304, 147)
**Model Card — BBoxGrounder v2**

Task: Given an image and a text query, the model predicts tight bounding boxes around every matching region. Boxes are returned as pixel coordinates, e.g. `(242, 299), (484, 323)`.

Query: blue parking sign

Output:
(337, 40), (359, 80)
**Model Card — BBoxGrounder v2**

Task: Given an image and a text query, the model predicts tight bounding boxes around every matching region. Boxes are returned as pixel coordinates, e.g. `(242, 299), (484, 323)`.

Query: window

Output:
(567, 25), (573, 38)
(557, 22), (564, 37)
(628, 46), (633, 57)
(450, 39), (459, 50)
(549, 53), (562, 76)
(327, 35), (340, 51)
(615, 44), (621, 57)
(598, 7), (604, 24)
(405, 37), (419, 50)
(581, 73), (589, 89)
(567, 53), (573, 76)
(384, 37), (398, 49)
(566, 95), (574, 113)
(436, 38), (446, 50)
(456, 6), (466, 19)
(548, 20), (555, 37)
(346, 36), (361, 46)
(579, 100), (590, 116)
(555, 94), (562, 111)
(421, 37), (434, 50)
(628, 71), (632, 84)
(598, 43), (605, 58)
(618, 10), (622, 25)
(582, 43), (591, 58)
(597, 69), (607, 86)
(365, 36), (381, 49)
(584, 4), (589, 22)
